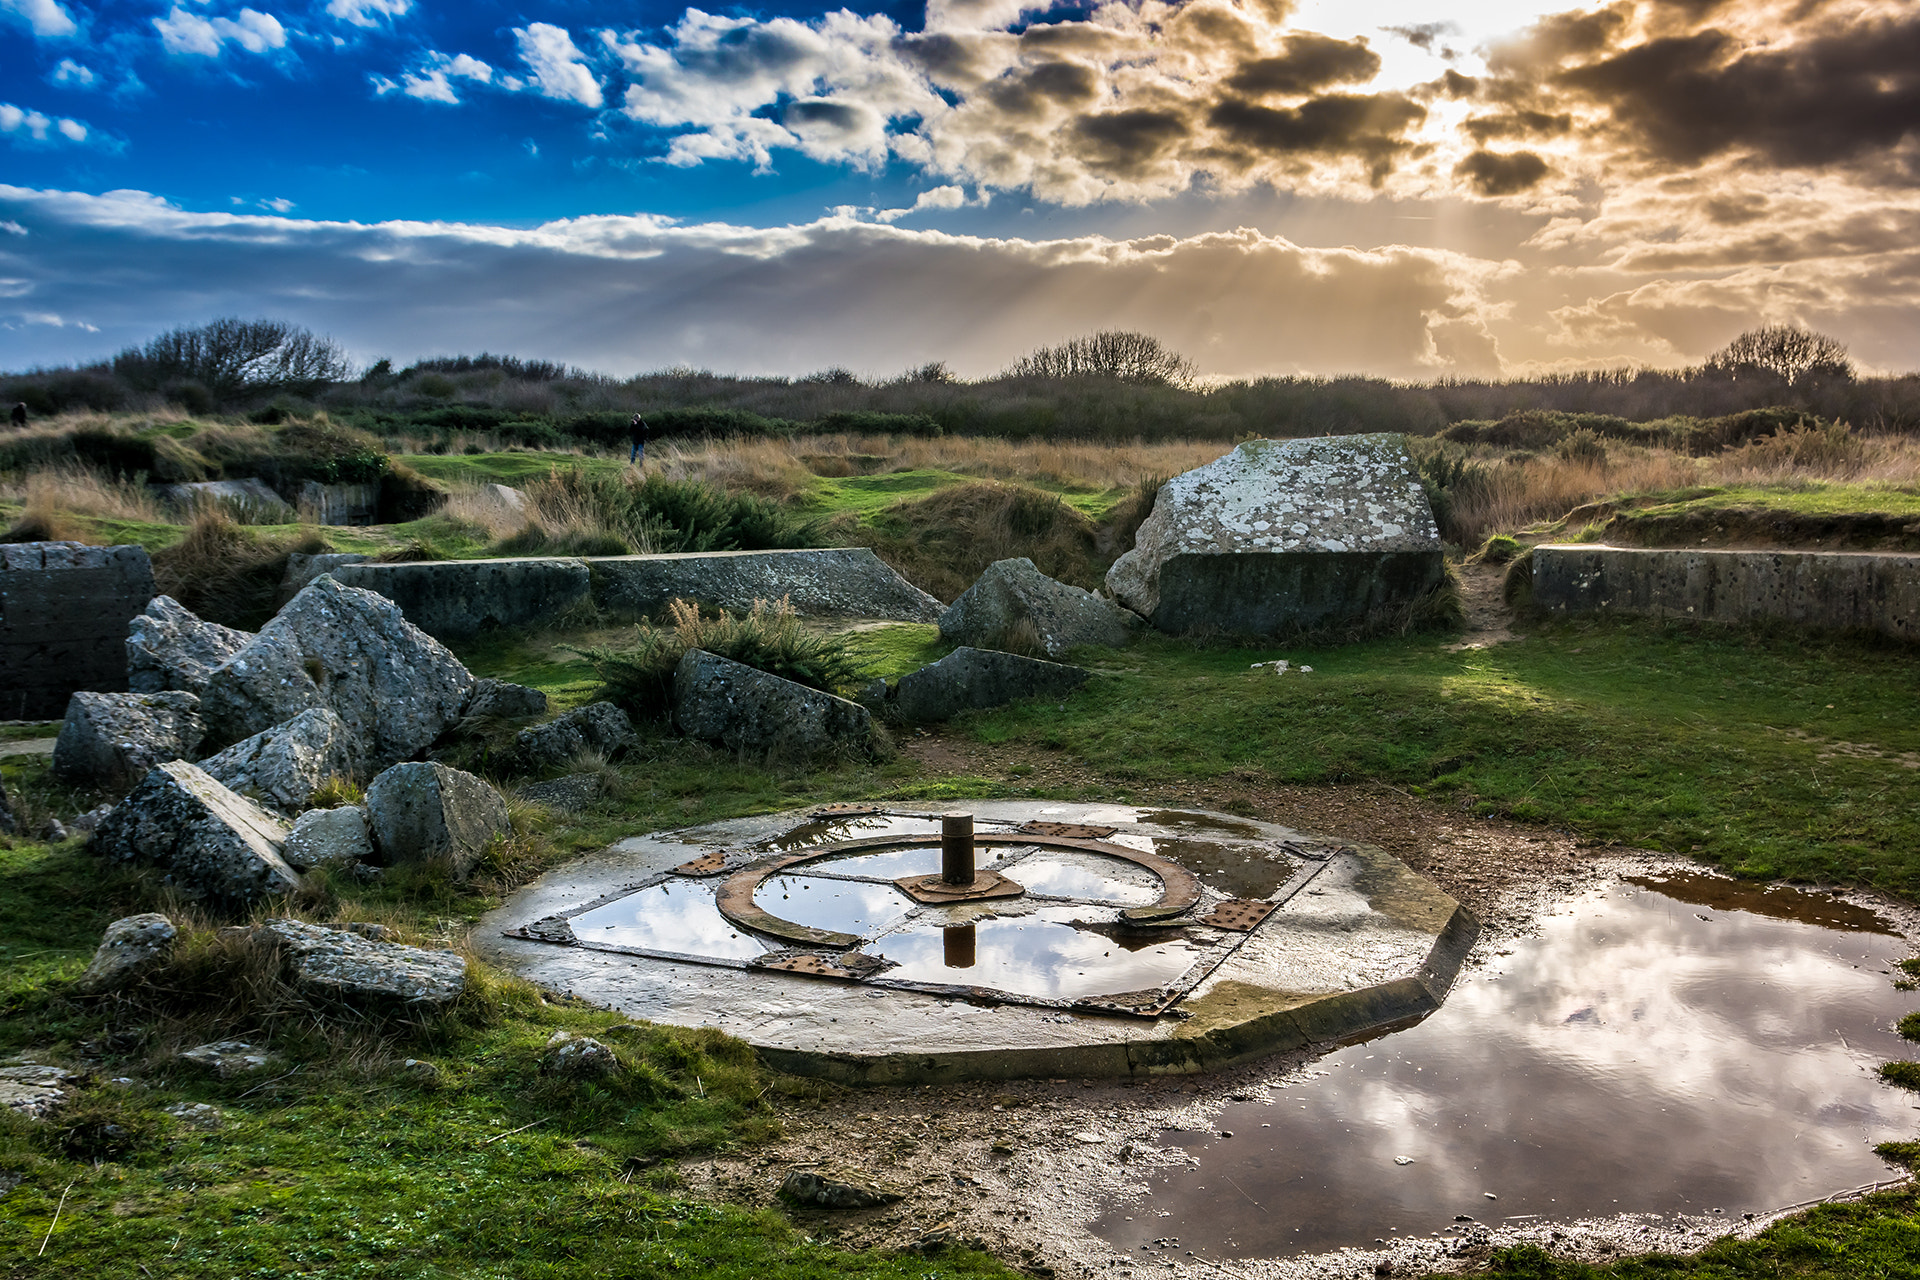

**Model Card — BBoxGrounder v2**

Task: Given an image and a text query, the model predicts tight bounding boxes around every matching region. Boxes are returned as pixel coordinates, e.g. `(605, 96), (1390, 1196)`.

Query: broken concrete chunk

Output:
(512, 701), (636, 774)
(89, 760), (300, 903)
(256, 917), (467, 1010)
(516, 774), (603, 814)
(51, 689), (205, 788)
(1107, 434), (1445, 635)
(364, 761), (510, 879)
(281, 804), (375, 871)
(198, 707), (357, 816)
(179, 1040), (276, 1078)
(939, 557), (1139, 658)
(163, 1101), (226, 1131)
(541, 1031), (621, 1079)
(891, 646), (1089, 723)
(464, 678), (549, 720)
(199, 574), (473, 767)
(126, 595), (252, 696)
(777, 1169), (904, 1210)
(0, 1064), (77, 1120)
(161, 479), (293, 522)
(673, 649), (874, 762)
(76, 912), (177, 995)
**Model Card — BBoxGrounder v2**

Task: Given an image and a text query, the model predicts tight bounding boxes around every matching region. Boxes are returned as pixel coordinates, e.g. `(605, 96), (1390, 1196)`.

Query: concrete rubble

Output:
(199, 574), (473, 768)
(673, 648), (875, 762)
(126, 595), (251, 696)
(778, 1169), (904, 1210)
(179, 1040), (277, 1078)
(889, 646), (1089, 723)
(199, 707), (358, 815)
(281, 804), (375, 870)
(75, 912), (178, 995)
(463, 678), (549, 720)
(939, 557), (1139, 657)
(512, 701), (636, 773)
(90, 760), (301, 902)
(1108, 434), (1445, 635)
(542, 1031), (621, 1078)
(0, 1064), (78, 1120)
(255, 917), (467, 1011)
(52, 689), (205, 787)
(364, 761), (510, 878)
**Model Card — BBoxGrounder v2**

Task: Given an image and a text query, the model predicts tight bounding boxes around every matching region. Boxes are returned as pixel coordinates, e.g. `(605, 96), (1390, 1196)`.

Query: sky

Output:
(1, 0), (1917, 380)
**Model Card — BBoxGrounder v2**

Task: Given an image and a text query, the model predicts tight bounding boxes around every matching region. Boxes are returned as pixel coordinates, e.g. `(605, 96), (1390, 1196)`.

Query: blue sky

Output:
(4, 0), (1919, 378)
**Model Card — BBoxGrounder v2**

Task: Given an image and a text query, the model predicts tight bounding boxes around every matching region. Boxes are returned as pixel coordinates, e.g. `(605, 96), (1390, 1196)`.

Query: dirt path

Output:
(1443, 561), (1516, 651)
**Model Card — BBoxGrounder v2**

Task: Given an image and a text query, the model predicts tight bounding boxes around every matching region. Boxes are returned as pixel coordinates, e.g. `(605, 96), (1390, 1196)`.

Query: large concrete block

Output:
(90, 760), (300, 903)
(1107, 435), (1444, 636)
(1532, 545), (1920, 640)
(332, 558), (591, 641)
(674, 649), (875, 761)
(939, 557), (1139, 657)
(590, 548), (942, 622)
(52, 690), (204, 787)
(0, 542), (156, 719)
(891, 646), (1089, 723)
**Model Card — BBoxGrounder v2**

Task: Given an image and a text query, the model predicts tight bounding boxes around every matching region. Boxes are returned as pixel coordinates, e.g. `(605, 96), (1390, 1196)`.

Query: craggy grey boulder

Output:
(0, 1064), (77, 1120)
(364, 761), (510, 878)
(517, 774), (603, 814)
(512, 701), (636, 773)
(52, 689), (205, 787)
(278, 552), (369, 604)
(256, 917), (467, 1011)
(161, 478), (293, 522)
(542, 1031), (621, 1079)
(76, 912), (177, 995)
(891, 646), (1089, 724)
(199, 707), (358, 815)
(179, 1040), (276, 1078)
(281, 804), (375, 871)
(673, 649), (874, 762)
(939, 557), (1139, 657)
(90, 760), (301, 902)
(464, 678), (549, 720)
(126, 595), (251, 695)
(199, 574), (474, 766)
(1106, 434), (1445, 636)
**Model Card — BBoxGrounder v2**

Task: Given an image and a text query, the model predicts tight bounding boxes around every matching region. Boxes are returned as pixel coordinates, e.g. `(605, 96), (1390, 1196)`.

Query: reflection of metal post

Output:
(943, 922), (976, 969)
(941, 811), (975, 886)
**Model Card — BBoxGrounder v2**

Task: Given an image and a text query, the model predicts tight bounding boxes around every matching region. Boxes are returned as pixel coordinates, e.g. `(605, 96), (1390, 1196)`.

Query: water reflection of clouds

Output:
(1100, 882), (1917, 1257)
(755, 876), (913, 935)
(867, 907), (1198, 999)
(569, 883), (767, 960)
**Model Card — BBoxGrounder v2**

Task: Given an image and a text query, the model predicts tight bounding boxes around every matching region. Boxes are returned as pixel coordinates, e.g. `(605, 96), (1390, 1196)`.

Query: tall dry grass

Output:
(0, 463), (169, 541)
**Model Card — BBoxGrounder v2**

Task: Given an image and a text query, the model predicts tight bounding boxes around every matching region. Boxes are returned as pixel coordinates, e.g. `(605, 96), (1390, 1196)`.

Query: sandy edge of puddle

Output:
(669, 835), (1920, 1280)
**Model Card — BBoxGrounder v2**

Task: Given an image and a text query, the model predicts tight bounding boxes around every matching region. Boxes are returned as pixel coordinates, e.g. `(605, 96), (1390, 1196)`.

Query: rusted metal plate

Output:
(1018, 821), (1118, 839)
(1072, 988), (1172, 1018)
(895, 870), (1026, 904)
(756, 953), (871, 981)
(671, 851), (730, 876)
(812, 802), (886, 818)
(1198, 898), (1277, 932)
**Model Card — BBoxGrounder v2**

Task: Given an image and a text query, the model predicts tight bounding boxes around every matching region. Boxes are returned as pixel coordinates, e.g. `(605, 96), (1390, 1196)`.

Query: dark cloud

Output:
(1383, 22), (1455, 52)
(1454, 149), (1550, 196)
(1556, 14), (1920, 171)
(1486, 6), (1630, 75)
(1703, 192), (1769, 225)
(1430, 69), (1479, 99)
(1464, 109), (1572, 144)
(895, 32), (1002, 88)
(1073, 108), (1191, 177)
(784, 100), (869, 134)
(1207, 92), (1425, 182)
(983, 60), (1099, 119)
(1226, 34), (1380, 97)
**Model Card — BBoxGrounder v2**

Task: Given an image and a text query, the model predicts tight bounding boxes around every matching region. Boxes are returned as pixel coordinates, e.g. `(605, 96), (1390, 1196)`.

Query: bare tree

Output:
(1707, 325), (1854, 386)
(1005, 331), (1197, 387)
(114, 317), (353, 400)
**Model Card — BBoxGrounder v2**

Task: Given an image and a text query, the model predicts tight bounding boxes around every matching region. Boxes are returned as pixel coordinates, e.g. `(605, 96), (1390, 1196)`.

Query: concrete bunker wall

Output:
(0, 542), (156, 719)
(334, 547), (941, 640)
(1148, 549), (1447, 636)
(1531, 545), (1920, 641)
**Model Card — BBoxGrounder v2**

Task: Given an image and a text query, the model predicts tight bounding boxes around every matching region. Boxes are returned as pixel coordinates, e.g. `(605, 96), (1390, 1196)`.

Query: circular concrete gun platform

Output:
(477, 801), (1479, 1084)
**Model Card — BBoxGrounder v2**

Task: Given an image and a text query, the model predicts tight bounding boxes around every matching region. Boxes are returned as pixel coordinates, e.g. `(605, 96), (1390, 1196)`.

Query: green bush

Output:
(579, 598), (865, 720)
(498, 468), (825, 557)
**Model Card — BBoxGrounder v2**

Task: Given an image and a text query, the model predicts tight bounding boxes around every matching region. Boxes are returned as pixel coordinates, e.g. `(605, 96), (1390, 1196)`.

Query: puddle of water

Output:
(756, 876), (915, 935)
(1626, 871), (1893, 934)
(1012, 851), (1162, 906)
(1094, 879), (1917, 1257)
(1154, 838), (1295, 900)
(864, 907), (1200, 999)
(1135, 809), (1266, 839)
(800, 843), (1013, 881)
(762, 814), (939, 851)
(570, 882), (767, 960)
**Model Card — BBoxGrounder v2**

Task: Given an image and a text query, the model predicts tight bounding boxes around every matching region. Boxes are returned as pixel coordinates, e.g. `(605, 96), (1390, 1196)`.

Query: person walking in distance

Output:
(628, 413), (651, 465)
(8, 403), (24, 429)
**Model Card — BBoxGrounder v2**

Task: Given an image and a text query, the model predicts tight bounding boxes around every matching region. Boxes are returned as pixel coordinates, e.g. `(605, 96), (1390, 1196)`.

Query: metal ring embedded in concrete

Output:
(713, 832), (1205, 947)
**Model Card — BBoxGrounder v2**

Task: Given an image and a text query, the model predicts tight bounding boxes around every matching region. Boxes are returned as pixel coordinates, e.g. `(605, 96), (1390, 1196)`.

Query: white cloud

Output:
(386, 50), (493, 104)
(154, 6), (288, 58)
(0, 0), (78, 39)
(326, 0), (409, 28)
(874, 185), (970, 221)
(0, 220), (25, 234)
(514, 22), (602, 109)
(0, 102), (91, 146)
(49, 58), (95, 89)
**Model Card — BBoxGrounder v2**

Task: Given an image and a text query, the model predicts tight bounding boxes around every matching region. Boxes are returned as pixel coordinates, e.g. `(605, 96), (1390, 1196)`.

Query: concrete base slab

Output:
(476, 801), (1477, 1083)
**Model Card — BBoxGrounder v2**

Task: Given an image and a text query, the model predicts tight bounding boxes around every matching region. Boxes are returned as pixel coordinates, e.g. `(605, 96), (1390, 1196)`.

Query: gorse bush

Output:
(579, 598), (866, 721)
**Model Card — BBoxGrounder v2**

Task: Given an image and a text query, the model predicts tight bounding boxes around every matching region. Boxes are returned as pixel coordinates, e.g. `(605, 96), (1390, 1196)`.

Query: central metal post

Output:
(943, 922), (976, 969)
(941, 811), (975, 886)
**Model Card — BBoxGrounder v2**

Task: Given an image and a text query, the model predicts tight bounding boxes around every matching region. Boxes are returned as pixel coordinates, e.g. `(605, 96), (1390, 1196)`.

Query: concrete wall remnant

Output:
(333, 558), (592, 641)
(1108, 434), (1444, 636)
(0, 542), (157, 719)
(1532, 544), (1920, 640)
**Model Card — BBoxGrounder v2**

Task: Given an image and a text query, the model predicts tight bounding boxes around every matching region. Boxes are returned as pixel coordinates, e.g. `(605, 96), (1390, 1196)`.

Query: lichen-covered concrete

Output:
(333, 558), (593, 640)
(1532, 544), (1920, 641)
(477, 801), (1476, 1083)
(1108, 435), (1444, 636)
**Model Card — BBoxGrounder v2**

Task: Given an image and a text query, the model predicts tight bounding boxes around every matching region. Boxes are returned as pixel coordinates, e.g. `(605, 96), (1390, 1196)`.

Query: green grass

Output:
(841, 624), (953, 681)
(395, 452), (626, 484)
(959, 616), (1920, 892)
(801, 469), (1122, 523)
(1624, 482), (1920, 520)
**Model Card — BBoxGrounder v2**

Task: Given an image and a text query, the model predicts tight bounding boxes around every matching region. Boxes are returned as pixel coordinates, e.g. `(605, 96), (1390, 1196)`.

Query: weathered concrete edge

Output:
(754, 899), (1480, 1086)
